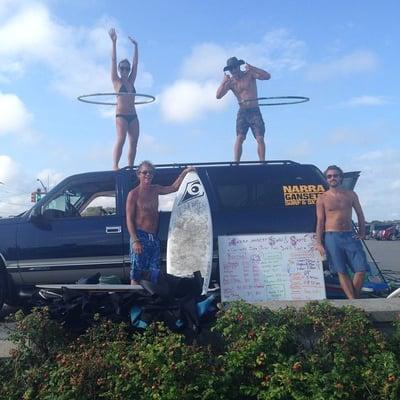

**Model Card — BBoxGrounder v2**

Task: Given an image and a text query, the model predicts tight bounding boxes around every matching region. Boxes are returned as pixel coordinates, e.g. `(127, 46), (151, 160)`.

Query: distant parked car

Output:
(371, 224), (392, 240)
(382, 225), (400, 241)
(370, 229), (379, 239)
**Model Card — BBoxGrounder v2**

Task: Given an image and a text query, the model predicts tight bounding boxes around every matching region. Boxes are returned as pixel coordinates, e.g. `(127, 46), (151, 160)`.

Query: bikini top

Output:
(119, 84), (136, 94)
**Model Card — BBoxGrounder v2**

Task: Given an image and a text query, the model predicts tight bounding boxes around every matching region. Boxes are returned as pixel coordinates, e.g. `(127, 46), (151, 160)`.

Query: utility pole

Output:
(36, 178), (47, 193)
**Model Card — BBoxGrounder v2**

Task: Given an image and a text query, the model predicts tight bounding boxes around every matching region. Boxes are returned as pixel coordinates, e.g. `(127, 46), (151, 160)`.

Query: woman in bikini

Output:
(109, 28), (139, 170)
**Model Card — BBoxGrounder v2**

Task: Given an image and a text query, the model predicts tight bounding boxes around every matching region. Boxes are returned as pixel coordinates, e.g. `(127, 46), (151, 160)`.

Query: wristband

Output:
(133, 239), (140, 244)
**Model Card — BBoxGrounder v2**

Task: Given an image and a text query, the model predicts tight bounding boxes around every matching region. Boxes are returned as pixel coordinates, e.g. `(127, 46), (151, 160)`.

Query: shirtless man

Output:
(216, 57), (271, 162)
(316, 165), (370, 299)
(126, 161), (195, 284)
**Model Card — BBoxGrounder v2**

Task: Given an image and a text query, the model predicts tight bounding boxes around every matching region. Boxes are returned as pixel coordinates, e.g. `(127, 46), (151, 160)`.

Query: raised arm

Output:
(315, 195), (326, 256)
(352, 192), (366, 239)
(109, 28), (119, 84)
(245, 63), (271, 80)
(216, 74), (231, 99)
(128, 36), (138, 82)
(158, 167), (196, 195)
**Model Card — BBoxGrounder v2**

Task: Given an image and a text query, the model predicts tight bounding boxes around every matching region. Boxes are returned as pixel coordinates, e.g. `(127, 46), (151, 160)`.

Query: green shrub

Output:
(211, 301), (400, 399)
(0, 307), (66, 400)
(0, 301), (399, 400)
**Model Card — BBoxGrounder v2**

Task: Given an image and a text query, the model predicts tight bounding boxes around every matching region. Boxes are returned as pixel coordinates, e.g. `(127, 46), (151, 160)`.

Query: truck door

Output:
(16, 174), (127, 284)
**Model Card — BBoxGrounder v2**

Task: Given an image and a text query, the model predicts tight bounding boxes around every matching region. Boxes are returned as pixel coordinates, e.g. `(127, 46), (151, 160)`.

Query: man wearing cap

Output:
(216, 57), (271, 162)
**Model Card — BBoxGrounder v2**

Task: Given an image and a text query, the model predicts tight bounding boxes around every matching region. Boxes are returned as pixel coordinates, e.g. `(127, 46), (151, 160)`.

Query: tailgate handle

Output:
(106, 226), (121, 234)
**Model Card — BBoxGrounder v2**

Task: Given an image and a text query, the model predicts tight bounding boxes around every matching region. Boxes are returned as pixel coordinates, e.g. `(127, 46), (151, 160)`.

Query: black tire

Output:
(390, 234), (396, 241)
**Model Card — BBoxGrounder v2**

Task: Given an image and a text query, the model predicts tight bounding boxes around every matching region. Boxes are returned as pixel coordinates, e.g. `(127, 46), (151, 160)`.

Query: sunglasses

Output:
(139, 170), (154, 176)
(119, 66), (130, 71)
(326, 174), (340, 179)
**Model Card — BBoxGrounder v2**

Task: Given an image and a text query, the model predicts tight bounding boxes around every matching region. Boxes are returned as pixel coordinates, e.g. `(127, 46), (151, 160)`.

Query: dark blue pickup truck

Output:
(0, 160), (336, 308)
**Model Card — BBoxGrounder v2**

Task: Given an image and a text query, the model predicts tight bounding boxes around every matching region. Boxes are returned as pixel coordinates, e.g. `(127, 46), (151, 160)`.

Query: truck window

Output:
(80, 192), (116, 216)
(152, 171), (181, 213)
(42, 178), (117, 218)
(208, 168), (284, 210)
(158, 192), (176, 212)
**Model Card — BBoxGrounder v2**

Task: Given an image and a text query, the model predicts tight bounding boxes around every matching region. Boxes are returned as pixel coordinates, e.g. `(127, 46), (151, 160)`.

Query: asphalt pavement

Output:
(364, 240), (400, 272)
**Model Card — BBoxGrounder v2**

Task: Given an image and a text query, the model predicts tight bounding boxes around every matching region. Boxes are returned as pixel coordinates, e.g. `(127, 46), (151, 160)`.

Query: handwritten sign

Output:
(218, 233), (326, 302)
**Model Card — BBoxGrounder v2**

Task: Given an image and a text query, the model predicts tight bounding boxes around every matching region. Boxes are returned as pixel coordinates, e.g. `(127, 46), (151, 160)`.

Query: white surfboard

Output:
(166, 171), (213, 294)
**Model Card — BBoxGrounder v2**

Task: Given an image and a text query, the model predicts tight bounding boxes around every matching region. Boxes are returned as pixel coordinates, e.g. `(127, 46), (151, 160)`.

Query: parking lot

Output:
(365, 239), (400, 273)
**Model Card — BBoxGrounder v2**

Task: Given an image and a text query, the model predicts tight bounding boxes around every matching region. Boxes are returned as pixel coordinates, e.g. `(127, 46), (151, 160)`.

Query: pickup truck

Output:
(0, 160), (334, 308)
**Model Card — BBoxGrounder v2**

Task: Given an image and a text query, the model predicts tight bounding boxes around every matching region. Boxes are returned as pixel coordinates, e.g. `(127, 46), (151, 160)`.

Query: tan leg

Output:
(131, 279), (140, 285)
(255, 136), (265, 161)
(337, 272), (356, 299)
(127, 118), (139, 167)
(113, 117), (128, 170)
(234, 135), (246, 162)
(352, 272), (366, 298)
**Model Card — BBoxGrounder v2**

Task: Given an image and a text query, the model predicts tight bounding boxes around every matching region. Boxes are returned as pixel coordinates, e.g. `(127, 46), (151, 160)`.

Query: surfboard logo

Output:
(179, 179), (204, 204)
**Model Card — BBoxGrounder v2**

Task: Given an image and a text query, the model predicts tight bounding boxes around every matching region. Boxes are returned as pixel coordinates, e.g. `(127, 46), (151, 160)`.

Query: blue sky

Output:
(0, 0), (399, 220)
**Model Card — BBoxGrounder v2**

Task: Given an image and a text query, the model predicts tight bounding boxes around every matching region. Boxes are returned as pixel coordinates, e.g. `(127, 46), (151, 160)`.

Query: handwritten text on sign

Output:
(218, 233), (326, 302)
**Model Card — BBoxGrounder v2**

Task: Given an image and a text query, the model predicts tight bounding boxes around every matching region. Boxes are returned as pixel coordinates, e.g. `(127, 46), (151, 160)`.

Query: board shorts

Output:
(324, 231), (370, 274)
(130, 229), (161, 283)
(236, 107), (265, 138)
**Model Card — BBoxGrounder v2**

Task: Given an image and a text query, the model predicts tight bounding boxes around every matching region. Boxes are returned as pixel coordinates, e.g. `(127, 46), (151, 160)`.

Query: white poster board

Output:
(218, 233), (326, 302)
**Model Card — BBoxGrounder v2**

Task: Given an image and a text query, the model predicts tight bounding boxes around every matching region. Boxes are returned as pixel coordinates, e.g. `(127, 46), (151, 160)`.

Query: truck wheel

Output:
(390, 234), (396, 241)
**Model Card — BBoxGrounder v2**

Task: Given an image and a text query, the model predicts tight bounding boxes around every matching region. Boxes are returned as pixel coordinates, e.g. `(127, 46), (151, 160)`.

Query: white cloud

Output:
(161, 29), (306, 122)
(0, 60), (24, 83)
(0, 155), (31, 217)
(0, 155), (21, 183)
(159, 79), (228, 122)
(0, 3), (53, 57)
(238, 29), (307, 73)
(0, 2), (153, 98)
(346, 149), (400, 220)
(0, 155), (65, 217)
(37, 169), (65, 191)
(181, 43), (227, 80)
(338, 95), (390, 107)
(180, 29), (306, 82)
(307, 50), (378, 81)
(0, 92), (33, 135)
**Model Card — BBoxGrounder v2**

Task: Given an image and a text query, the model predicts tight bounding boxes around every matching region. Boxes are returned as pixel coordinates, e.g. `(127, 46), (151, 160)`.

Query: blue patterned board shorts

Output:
(236, 107), (265, 138)
(130, 229), (161, 283)
(324, 231), (370, 274)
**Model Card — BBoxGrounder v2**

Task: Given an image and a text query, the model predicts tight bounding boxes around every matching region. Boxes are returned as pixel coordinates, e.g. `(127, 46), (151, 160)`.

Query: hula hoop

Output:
(239, 96), (310, 106)
(77, 92), (156, 106)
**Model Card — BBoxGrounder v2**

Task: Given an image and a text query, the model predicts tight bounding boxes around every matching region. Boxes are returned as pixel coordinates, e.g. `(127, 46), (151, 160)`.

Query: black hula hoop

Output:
(77, 92), (156, 106)
(239, 96), (310, 106)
